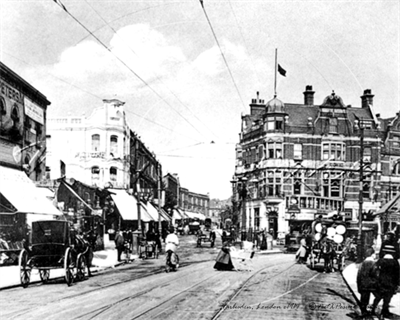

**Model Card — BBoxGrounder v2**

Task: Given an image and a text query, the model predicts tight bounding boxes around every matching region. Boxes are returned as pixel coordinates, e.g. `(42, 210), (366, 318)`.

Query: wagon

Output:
(308, 219), (349, 272)
(19, 220), (91, 288)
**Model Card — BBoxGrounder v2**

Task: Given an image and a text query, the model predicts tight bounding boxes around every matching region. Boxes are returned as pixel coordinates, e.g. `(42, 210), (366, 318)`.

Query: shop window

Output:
(110, 167), (117, 181)
(92, 134), (100, 152)
(110, 135), (118, 156)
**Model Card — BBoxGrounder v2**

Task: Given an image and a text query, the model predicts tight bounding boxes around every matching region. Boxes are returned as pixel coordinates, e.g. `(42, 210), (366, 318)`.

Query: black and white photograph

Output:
(0, 0), (399, 319)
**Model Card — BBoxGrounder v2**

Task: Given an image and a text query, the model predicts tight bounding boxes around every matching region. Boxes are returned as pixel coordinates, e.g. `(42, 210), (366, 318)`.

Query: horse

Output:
(73, 233), (94, 278)
(319, 240), (335, 273)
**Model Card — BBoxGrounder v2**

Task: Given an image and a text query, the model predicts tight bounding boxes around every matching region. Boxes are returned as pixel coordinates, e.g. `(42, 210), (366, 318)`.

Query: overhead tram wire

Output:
(82, 0), (219, 141)
(52, 0), (207, 141)
(198, 0), (247, 112)
(227, 0), (261, 86)
(4, 51), (199, 142)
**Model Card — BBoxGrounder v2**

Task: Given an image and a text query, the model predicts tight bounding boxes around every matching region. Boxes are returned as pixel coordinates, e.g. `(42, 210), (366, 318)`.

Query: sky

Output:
(1, 0), (399, 200)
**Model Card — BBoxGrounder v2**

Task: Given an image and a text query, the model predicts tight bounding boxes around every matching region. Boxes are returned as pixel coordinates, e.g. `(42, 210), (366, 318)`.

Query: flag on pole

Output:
(278, 64), (286, 77)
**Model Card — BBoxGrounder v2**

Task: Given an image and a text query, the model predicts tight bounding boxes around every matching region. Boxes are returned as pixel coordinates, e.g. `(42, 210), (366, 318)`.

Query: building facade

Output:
(47, 99), (131, 189)
(232, 86), (383, 239)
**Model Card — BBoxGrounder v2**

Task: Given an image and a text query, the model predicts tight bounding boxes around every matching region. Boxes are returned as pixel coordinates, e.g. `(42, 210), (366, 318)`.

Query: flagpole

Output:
(274, 48), (277, 97)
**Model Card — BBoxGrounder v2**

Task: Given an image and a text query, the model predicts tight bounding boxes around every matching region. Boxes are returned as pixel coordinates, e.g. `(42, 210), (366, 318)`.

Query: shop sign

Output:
(24, 97), (44, 125)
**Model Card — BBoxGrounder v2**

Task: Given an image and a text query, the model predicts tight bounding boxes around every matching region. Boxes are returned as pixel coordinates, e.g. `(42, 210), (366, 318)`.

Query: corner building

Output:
(232, 86), (382, 239)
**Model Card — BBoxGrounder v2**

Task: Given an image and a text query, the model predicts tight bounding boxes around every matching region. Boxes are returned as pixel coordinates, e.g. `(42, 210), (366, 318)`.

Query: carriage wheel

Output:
(64, 248), (74, 286)
(76, 253), (87, 281)
(39, 269), (50, 283)
(19, 249), (31, 288)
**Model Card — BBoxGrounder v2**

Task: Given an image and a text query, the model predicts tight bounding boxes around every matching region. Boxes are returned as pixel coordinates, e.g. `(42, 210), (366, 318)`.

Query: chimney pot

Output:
(303, 85), (315, 105)
(361, 89), (374, 108)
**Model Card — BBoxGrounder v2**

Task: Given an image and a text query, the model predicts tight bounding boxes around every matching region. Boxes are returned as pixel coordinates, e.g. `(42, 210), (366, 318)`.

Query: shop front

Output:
(0, 165), (62, 265)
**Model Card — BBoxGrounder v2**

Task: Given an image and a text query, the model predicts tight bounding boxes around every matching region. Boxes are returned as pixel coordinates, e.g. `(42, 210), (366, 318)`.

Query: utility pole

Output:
(357, 125), (365, 263)
(157, 163), (162, 235)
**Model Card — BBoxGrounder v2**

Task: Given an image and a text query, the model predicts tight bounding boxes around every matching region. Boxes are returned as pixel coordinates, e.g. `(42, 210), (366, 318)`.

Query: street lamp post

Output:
(356, 122), (365, 263)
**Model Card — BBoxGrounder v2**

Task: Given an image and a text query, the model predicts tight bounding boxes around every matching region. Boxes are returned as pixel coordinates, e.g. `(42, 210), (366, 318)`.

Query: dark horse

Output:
(319, 240), (335, 273)
(73, 234), (94, 278)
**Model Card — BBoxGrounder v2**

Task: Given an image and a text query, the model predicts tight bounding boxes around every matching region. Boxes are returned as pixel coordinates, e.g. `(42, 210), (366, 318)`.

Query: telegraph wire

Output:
(52, 0), (207, 140)
(227, 0), (261, 86)
(198, 0), (247, 112)
(82, 0), (219, 141)
(4, 51), (199, 142)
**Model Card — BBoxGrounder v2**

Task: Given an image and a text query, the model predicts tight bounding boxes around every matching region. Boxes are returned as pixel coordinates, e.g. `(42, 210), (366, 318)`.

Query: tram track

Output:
(5, 258), (213, 320)
(76, 256), (294, 320)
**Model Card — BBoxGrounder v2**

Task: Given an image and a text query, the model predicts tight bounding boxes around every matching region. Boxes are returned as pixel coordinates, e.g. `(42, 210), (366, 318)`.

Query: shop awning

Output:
(160, 208), (171, 221)
(172, 208), (185, 220)
(60, 180), (94, 212)
(144, 202), (167, 221)
(376, 194), (400, 216)
(109, 189), (153, 222)
(185, 211), (206, 220)
(0, 166), (61, 216)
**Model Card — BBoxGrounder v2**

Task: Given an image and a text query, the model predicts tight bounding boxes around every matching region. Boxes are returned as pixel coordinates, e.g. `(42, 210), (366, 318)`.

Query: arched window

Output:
(11, 105), (20, 127)
(110, 135), (118, 155)
(91, 166), (100, 183)
(92, 134), (100, 152)
(110, 167), (117, 181)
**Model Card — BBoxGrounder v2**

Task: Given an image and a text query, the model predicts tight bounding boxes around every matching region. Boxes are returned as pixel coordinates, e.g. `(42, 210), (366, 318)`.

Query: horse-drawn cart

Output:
(19, 220), (92, 288)
(308, 219), (349, 272)
(196, 229), (216, 248)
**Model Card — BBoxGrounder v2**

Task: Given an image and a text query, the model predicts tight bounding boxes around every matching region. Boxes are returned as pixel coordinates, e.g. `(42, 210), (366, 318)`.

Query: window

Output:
(329, 118), (338, 133)
(258, 145), (264, 161)
(364, 147), (371, 162)
(92, 134), (100, 152)
(322, 142), (345, 160)
(267, 142), (282, 159)
(254, 208), (260, 229)
(294, 144), (302, 160)
(91, 166), (100, 181)
(321, 171), (342, 198)
(391, 136), (400, 149)
(393, 162), (400, 175)
(110, 135), (118, 155)
(11, 105), (20, 127)
(266, 117), (284, 131)
(267, 171), (282, 197)
(110, 167), (117, 181)
(293, 172), (302, 195)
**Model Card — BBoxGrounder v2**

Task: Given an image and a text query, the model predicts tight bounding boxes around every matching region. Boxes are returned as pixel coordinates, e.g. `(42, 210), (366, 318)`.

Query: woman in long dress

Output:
(214, 241), (234, 271)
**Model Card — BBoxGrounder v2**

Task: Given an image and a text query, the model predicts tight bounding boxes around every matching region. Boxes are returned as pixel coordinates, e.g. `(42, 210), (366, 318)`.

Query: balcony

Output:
(286, 195), (343, 213)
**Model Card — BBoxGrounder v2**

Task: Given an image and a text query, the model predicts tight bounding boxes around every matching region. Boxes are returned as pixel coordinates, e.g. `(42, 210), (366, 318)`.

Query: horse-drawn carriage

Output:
(19, 220), (92, 288)
(196, 228), (216, 248)
(308, 218), (351, 272)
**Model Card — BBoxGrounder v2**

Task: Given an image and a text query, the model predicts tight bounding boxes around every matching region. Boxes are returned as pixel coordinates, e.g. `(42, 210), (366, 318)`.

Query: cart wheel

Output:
(64, 248), (74, 286)
(39, 269), (50, 283)
(19, 249), (31, 288)
(76, 253), (87, 281)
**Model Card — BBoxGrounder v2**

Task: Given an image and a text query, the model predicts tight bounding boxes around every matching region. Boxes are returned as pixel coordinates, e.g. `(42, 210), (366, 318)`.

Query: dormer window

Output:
(329, 118), (338, 133)
(266, 116), (284, 131)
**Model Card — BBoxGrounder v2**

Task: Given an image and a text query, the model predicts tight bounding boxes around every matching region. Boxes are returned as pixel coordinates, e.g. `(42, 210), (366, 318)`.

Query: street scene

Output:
(1, 1), (400, 320)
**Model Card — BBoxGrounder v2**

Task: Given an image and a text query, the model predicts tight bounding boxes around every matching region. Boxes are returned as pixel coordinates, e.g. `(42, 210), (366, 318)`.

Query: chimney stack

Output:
(361, 89), (374, 108)
(303, 85), (315, 105)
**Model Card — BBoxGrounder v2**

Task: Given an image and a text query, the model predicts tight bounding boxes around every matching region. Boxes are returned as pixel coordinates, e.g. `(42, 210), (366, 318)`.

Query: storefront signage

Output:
(24, 97), (44, 125)
(75, 152), (106, 159)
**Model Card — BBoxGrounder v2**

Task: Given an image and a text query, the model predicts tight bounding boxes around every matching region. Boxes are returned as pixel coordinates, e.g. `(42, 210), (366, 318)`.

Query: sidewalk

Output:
(0, 248), (136, 290)
(342, 262), (400, 317)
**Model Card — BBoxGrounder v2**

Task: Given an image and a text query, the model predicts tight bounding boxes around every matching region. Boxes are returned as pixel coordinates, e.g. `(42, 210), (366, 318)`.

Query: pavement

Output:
(342, 262), (400, 318)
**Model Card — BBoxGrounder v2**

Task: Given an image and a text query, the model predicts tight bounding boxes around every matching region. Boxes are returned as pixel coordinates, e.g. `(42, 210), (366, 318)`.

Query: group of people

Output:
(357, 232), (400, 318)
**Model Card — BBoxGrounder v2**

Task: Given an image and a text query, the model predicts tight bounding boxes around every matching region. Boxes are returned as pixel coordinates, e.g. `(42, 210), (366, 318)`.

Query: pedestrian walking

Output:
(214, 241), (234, 271)
(295, 235), (308, 264)
(114, 230), (125, 262)
(356, 247), (378, 317)
(371, 252), (400, 318)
